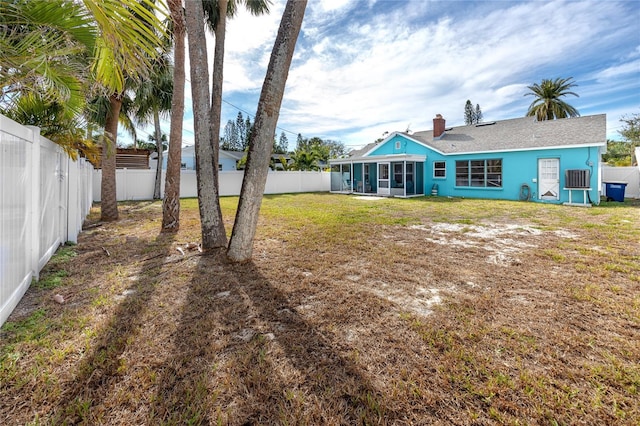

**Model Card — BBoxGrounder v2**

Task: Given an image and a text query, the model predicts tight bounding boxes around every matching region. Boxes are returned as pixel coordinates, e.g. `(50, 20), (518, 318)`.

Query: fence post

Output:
(67, 157), (79, 243)
(26, 126), (41, 280)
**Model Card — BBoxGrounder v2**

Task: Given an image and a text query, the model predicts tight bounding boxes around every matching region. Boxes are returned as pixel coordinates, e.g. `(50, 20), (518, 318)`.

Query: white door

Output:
(377, 163), (390, 195)
(538, 158), (559, 200)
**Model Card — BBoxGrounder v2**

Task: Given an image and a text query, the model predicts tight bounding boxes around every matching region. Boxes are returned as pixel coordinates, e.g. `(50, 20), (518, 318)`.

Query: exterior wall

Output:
(421, 146), (601, 203)
(219, 156), (238, 171)
(151, 149), (238, 171)
(365, 134), (602, 203)
(369, 135), (431, 157)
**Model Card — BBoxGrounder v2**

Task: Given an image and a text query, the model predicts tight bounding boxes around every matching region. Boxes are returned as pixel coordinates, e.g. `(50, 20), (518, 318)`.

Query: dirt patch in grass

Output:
(1, 195), (639, 424)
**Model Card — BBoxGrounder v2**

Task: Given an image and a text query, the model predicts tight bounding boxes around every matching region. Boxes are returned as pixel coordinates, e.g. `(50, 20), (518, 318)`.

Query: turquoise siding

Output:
(369, 135), (431, 157)
(425, 146), (599, 203)
(367, 135), (601, 204)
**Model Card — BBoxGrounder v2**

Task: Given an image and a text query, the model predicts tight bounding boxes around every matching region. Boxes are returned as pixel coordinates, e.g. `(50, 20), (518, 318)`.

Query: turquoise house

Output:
(330, 114), (606, 205)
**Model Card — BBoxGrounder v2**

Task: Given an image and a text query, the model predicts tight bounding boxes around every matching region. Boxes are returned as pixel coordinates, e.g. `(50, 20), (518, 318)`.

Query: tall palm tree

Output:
(202, 0), (271, 171)
(133, 54), (173, 199)
(162, 0), (186, 232)
(227, 0), (307, 262)
(525, 77), (580, 121)
(185, 0), (227, 249)
(183, 0), (271, 249)
(90, 0), (166, 221)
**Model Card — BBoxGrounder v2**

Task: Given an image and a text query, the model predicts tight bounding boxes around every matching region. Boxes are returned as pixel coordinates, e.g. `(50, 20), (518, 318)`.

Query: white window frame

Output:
(433, 161), (446, 178)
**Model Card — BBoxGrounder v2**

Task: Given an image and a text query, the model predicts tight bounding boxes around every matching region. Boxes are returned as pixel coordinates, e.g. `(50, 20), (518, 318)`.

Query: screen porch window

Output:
(433, 161), (446, 178)
(393, 163), (403, 186)
(455, 159), (502, 187)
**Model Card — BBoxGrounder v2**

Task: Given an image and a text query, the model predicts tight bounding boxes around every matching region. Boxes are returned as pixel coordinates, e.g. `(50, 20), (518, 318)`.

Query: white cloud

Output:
(159, 0), (639, 150)
(594, 59), (640, 81)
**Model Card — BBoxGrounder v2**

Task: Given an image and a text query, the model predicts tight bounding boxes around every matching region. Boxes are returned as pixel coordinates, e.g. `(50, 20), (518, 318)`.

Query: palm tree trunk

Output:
(100, 93), (122, 221)
(153, 109), (163, 199)
(227, 0), (307, 262)
(210, 0), (227, 195)
(162, 0), (185, 232)
(184, 0), (227, 249)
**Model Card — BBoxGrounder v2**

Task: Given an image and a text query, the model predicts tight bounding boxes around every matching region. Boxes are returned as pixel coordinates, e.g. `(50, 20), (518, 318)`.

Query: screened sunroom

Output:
(329, 154), (426, 197)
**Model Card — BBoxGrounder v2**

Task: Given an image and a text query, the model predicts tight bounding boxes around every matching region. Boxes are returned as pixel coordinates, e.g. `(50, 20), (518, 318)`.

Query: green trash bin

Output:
(604, 181), (627, 202)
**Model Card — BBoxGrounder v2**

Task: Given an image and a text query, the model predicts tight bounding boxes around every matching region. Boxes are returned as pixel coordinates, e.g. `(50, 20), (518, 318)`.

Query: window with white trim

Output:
(455, 159), (502, 187)
(433, 161), (446, 178)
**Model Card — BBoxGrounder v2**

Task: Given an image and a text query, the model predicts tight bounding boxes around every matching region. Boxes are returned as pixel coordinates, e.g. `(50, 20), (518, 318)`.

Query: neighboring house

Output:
(330, 114), (606, 205)
(150, 146), (245, 171)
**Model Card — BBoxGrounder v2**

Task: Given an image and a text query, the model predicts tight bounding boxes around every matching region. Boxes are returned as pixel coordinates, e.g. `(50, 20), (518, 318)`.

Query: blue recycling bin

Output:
(604, 181), (627, 202)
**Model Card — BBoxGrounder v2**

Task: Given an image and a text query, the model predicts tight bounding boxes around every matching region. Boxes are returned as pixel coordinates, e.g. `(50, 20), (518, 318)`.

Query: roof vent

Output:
(475, 121), (496, 127)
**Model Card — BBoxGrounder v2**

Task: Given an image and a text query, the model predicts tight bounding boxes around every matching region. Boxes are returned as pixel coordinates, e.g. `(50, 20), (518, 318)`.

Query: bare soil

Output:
(1, 196), (639, 425)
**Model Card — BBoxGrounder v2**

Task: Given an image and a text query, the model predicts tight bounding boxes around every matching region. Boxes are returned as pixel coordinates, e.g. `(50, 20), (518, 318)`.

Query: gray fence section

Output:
(0, 114), (93, 327)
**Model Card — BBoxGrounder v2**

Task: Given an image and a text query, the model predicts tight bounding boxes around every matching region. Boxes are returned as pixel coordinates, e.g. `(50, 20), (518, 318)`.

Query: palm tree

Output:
(162, 0), (186, 232)
(0, 0), (166, 222)
(227, 0), (307, 262)
(183, 0), (271, 249)
(0, 0), (95, 118)
(0, 0), (96, 158)
(184, 0), (227, 249)
(90, 0), (166, 221)
(290, 149), (321, 171)
(525, 77), (580, 121)
(203, 0), (271, 169)
(133, 54), (173, 199)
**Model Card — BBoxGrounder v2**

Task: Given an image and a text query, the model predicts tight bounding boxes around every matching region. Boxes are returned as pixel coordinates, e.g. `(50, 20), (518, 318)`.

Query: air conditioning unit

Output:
(565, 169), (590, 188)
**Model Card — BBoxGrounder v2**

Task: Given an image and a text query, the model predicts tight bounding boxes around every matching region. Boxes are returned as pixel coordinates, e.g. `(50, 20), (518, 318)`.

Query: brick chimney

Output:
(433, 114), (446, 138)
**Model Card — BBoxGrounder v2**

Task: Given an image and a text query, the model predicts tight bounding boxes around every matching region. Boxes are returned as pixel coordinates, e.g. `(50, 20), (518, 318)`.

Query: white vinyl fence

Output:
(93, 169), (331, 201)
(93, 166), (640, 202)
(602, 166), (640, 199)
(1, 114), (93, 327)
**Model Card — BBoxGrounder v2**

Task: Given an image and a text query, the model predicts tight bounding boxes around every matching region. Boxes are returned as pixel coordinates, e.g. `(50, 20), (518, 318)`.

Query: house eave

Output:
(433, 141), (606, 156)
(330, 153), (427, 165)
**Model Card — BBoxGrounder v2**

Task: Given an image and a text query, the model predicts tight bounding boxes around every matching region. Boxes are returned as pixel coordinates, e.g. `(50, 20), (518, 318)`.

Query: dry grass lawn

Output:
(1, 193), (639, 425)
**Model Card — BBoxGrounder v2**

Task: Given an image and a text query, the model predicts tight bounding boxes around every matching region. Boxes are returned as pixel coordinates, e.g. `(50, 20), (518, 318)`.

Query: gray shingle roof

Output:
(408, 114), (606, 154)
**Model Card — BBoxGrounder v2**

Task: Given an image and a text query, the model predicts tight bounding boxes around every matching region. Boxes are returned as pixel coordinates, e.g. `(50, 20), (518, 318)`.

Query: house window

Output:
(455, 159), (502, 187)
(395, 141), (401, 150)
(433, 161), (446, 178)
(218, 164), (223, 171)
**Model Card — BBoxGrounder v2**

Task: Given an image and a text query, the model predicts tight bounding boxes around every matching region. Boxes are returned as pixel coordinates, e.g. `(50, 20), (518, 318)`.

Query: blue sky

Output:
(128, 0), (640, 151)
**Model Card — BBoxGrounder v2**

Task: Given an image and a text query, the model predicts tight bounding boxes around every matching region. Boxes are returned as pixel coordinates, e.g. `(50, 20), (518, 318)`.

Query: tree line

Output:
(219, 111), (345, 170)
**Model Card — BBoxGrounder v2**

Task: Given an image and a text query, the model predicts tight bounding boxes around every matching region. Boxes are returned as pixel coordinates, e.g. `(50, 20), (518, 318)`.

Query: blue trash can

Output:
(604, 181), (627, 202)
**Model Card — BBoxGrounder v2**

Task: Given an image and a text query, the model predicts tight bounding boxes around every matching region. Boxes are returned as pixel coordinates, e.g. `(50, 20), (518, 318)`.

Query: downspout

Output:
(586, 146), (598, 205)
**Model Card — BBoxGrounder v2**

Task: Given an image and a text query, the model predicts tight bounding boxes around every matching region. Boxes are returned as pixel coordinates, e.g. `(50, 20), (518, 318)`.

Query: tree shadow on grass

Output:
(54, 232), (177, 424)
(151, 255), (401, 425)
